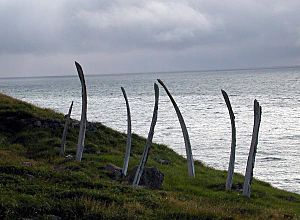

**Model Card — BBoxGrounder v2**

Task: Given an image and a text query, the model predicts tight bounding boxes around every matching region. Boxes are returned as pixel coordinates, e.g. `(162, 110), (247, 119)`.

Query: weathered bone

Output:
(221, 90), (236, 190)
(75, 61), (87, 162)
(243, 100), (262, 197)
(133, 83), (159, 186)
(60, 101), (73, 156)
(121, 87), (132, 176)
(157, 79), (195, 177)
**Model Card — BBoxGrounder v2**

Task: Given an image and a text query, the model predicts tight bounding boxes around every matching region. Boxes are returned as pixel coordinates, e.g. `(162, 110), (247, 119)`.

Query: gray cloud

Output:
(0, 0), (300, 77)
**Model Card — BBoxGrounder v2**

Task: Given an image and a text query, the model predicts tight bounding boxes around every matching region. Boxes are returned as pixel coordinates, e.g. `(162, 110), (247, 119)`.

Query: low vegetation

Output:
(0, 93), (299, 219)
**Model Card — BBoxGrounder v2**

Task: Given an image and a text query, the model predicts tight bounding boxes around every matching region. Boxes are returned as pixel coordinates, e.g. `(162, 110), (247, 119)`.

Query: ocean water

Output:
(1, 67), (299, 194)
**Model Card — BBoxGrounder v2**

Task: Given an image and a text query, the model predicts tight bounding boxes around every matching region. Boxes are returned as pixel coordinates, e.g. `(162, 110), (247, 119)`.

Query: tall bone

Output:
(133, 83), (159, 186)
(243, 99), (262, 197)
(221, 90), (236, 190)
(157, 79), (195, 177)
(75, 61), (87, 162)
(60, 101), (73, 156)
(121, 87), (132, 176)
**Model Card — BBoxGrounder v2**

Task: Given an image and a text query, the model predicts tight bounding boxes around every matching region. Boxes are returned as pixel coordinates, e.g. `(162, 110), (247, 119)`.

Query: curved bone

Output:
(60, 101), (73, 156)
(75, 61), (87, 162)
(221, 90), (236, 190)
(133, 83), (159, 186)
(121, 87), (132, 176)
(157, 79), (195, 177)
(243, 100), (262, 197)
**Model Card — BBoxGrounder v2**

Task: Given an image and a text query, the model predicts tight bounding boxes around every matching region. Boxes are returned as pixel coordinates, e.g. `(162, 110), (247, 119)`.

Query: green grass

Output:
(0, 93), (299, 219)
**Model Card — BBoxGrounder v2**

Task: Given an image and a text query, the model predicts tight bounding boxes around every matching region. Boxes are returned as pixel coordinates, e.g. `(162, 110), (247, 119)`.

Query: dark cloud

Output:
(0, 0), (300, 77)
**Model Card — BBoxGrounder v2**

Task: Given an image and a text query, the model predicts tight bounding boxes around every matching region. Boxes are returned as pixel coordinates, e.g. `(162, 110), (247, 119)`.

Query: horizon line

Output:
(1, 64), (300, 80)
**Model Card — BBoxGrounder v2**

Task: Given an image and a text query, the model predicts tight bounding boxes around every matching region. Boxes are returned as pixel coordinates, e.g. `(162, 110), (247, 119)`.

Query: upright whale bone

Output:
(157, 79), (195, 177)
(75, 61), (87, 162)
(121, 87), (132, 176)
(133, 83), (159, 186)
(60, 101), (73, 156)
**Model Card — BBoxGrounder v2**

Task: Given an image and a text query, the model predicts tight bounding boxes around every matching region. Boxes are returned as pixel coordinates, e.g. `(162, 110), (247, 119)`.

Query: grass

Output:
(0, 92), (299, 219)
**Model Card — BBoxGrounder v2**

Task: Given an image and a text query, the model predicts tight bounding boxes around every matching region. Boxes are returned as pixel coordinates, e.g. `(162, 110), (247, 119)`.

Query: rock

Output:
(37, 119), (61, 129)
(34, 120), (42, 127)
(64, 154), (74, 161)
(44, 215), (62, 220)
(26, 174), (35, 180)
(154, 157), (171, 165)
(96, 150), (101, 155)
(103, 164), (122, 180)
(22, 161), (32, 167)
(127, 166), (164, 189)
(157, 159), (171, 165)
(87, 122), (97, 132)
(232, 183), (243, 192)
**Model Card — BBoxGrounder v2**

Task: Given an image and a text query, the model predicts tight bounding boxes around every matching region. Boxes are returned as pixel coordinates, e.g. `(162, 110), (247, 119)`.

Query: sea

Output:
(1, 67), (299, 194)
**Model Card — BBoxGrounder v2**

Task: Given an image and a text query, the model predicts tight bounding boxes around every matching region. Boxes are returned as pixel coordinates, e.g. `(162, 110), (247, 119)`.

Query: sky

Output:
(0, 0), (300, 77)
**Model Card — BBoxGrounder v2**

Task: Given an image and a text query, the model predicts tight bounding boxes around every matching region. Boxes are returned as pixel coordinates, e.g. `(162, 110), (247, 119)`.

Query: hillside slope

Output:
(0, 93), (299, 219)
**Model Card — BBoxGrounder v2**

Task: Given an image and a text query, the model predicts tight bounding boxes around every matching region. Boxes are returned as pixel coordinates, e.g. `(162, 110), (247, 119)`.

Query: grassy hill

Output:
(0, 93), (299, 219)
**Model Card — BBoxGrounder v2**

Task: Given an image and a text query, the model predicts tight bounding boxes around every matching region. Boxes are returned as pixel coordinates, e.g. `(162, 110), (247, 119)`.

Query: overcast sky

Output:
(0, 0), (300, 77)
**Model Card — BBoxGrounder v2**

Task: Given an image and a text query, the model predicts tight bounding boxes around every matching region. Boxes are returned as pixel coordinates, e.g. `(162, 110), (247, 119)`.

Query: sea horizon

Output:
(1, 64), (300, 80)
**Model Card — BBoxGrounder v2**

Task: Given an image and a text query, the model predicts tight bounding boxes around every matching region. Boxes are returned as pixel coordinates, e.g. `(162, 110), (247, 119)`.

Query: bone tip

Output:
(157, 79), (164, 85)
